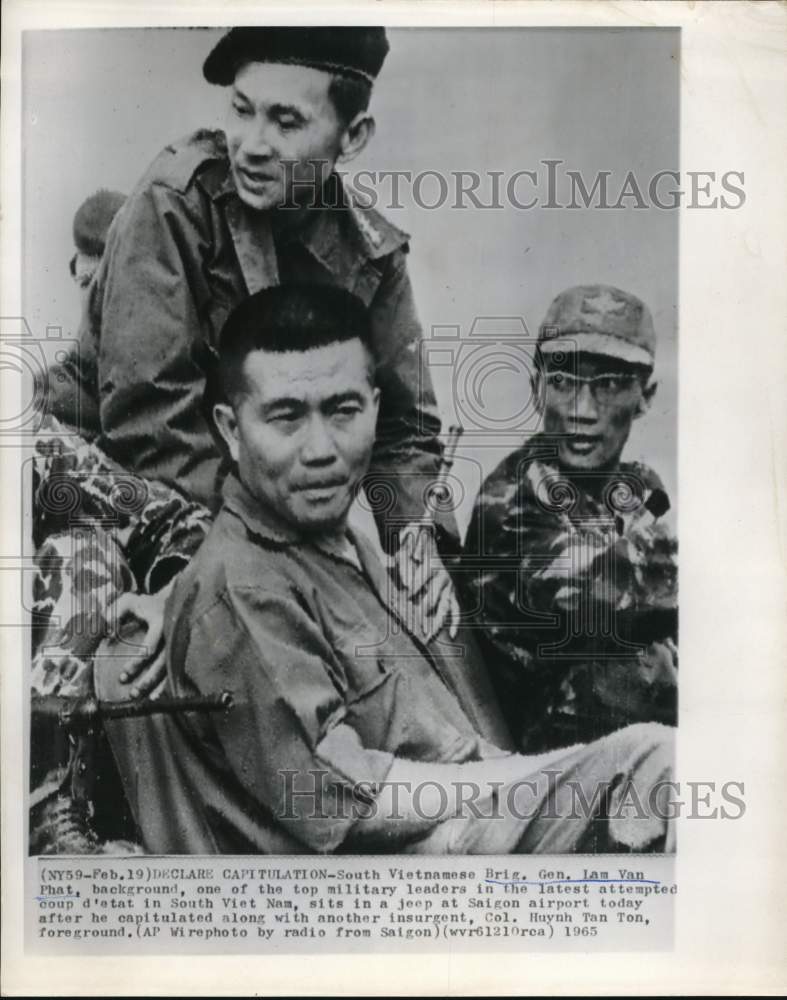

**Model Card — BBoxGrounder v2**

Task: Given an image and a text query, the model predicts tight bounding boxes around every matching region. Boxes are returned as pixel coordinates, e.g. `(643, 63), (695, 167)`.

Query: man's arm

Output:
(186, 585), (395, 853)
(45, 347), (101, 440)
(94, 179), (222, 509)
(186, 585), (516, 853)
(364, 248), (459, 555)
(31, 414), (211, 698)
(461, 458), (569, 669)
(345, 754), (529, 851)
(362, 248), (462, 640)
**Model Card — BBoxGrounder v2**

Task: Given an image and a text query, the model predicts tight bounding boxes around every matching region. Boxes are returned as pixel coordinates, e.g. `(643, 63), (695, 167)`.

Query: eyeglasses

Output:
(544, 371), (642, 404)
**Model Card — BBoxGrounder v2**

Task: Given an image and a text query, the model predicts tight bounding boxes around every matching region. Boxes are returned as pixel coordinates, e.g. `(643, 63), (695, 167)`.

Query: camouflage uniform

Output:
(32, 416), (211, 693)
(462, 434), (677, 749)
(30, 414), (212, 852)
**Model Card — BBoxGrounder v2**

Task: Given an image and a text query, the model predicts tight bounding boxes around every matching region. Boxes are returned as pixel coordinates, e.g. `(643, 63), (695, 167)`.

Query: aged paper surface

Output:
(2, 0), (785, 994)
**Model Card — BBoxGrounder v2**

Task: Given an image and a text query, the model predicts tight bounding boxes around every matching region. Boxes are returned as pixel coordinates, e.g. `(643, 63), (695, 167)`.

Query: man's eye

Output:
(333, 405), (361, 420)
(270, 412), (300, 425)
(600, 375), (636, 394)
(276, 116), (302, 131)
(232, 103), (252, 118)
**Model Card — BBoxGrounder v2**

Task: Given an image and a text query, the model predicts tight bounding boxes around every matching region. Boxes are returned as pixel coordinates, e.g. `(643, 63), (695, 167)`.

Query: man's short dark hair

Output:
(328, 74), (372, 126)
(218, 284), (375, 403)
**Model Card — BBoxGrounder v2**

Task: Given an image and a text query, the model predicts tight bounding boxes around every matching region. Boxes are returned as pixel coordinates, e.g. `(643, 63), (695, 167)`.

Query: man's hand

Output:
(639, 638), (679, 686)
(391, 524), (460, 641)
(111, 583), (174, 700)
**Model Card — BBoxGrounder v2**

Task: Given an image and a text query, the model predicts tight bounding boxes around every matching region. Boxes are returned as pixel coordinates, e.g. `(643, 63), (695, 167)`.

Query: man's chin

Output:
(290, 498), (352, 535)
(231, 170), (285, 212)
(235, 188), (283, 212)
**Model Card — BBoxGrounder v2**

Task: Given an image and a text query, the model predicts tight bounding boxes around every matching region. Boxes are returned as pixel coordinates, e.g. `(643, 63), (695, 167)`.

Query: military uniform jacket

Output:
(59, 129), (451, 548)
(461, 433), (678, 749)
(101, 474), (505, 854)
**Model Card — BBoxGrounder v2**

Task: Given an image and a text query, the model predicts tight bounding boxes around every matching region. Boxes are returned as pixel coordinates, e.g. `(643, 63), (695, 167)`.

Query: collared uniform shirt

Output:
(103, 474), (506, 855)
(460, 433), (678, 750)
(52, 129), (453, 549)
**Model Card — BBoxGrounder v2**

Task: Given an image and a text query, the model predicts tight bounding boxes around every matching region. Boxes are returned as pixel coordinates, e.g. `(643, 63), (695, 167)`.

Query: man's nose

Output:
(240, 121), (276, 159)
(300, 415), (338, 465)
(573, 382), (599, 422)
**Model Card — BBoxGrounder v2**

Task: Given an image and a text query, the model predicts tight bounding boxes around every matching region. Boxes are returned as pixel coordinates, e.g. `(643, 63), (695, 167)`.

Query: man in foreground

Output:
(461, 285), (678, 752)
(103, 284), (675, 855)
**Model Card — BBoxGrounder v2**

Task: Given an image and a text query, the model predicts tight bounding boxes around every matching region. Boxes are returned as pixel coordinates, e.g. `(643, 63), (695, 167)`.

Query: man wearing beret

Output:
(461, 285), (678, 752)
(54, 27), (462, 643)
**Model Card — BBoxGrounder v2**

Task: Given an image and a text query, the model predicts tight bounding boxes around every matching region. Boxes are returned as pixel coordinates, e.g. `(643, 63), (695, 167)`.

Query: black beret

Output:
(203, 26), (389, 86)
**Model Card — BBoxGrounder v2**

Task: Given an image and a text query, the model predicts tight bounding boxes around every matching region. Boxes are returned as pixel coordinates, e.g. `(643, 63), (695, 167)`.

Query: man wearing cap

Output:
(60, 26), (460, 642)
(460, 285), (678, 752)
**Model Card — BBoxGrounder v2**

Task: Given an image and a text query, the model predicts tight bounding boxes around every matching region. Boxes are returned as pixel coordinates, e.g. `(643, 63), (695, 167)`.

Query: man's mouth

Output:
(237, 165), (279, 190)
(565, 434), (601, 455)
(296, 479), (349, 502)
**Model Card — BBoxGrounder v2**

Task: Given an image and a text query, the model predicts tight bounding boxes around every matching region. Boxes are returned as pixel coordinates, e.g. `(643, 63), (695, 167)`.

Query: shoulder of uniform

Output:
(143, 129), (229, 194)
(342, 180), (410, 259)
(477, 444), (533, 511)
(621, 460), (666, 496)
(497, 436), (559, 494)
(620, 461), (670, 516)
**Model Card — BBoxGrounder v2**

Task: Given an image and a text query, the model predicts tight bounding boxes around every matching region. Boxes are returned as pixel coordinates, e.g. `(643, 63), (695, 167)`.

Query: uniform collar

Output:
(221, 475), (445, 677)
(519, 432), (671, 515)
(276, 172), (409, 266)
(211, 156), (408, 286)
(221, 472), (366, 564)
(222, 472), (301, 546)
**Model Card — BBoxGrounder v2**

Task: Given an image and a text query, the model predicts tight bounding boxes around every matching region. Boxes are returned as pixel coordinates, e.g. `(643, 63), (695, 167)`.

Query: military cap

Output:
(203, 27), (389, 86)
(538, 284), (656, 367)
(72, 189), (126, 257)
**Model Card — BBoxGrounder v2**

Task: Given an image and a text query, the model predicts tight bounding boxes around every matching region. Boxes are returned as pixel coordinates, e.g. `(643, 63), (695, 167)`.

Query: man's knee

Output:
(601, 723), (676, 851)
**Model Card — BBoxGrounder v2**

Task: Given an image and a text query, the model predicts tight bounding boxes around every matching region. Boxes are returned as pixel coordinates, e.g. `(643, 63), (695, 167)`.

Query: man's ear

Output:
(371, 385), (381, 414)
(337, 113), (375, 164)
(213, 402), (240, 463)
(635, 379), (658, 419)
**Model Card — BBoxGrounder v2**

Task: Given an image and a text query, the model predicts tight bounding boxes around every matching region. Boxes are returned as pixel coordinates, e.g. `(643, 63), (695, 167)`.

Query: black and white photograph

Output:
(25, 24), (679, 859)
(2, 2), (785, 993)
